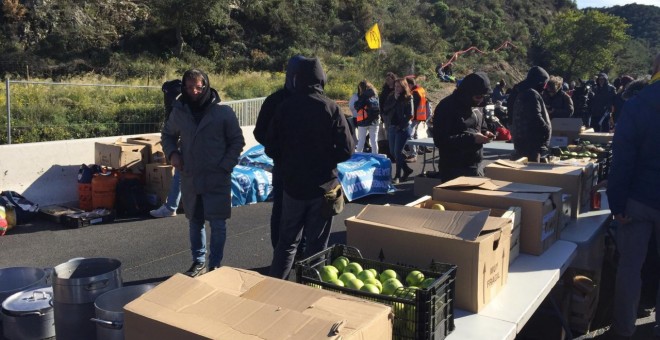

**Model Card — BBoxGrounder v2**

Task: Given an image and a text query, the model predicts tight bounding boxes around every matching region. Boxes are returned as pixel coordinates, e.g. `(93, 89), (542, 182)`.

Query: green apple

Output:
(420, 277), (435, 289)
(328, 278), (344, 287)
(363, 278), (383, 293)
(332, 257), (349, 273)
(319, 266), (338, 282)
(344, 262), (363, 276)
(346, 278), (364, 290)
(368, 268), (379, 278)
(379, 269), (398, 283)
(405, 270), (425, 287)
(381, 277), (403, 295)
(360, 283), (380, 294)
(338, 272), (357, 286)
(325, 265), (339, 275)
(356, 269), (375, 281)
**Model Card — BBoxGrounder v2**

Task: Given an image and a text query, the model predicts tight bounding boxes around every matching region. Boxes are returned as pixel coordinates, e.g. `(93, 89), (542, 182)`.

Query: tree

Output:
(540, 10), (629, 81)
(149, 0), (231, 56)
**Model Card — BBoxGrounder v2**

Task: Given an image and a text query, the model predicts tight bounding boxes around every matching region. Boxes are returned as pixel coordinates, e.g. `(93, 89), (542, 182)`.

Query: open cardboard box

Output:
(345, 204), (511, 312)
(127, 135), (166, 164)
(406, 195), (521, 264)
(551, 118), (584, 146)
(95, 138), (147, 172)
(124, 267), (392, 340)
(432, 176), (562, 256)
(578, 132), (613, 144)
(484, 159), (593, 219)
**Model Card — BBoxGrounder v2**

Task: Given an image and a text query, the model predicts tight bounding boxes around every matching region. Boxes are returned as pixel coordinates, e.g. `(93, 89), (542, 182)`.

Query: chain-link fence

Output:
(1, 79), (265, 144)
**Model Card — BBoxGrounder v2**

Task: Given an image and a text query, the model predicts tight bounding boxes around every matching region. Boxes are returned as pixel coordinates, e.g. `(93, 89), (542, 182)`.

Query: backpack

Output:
(0, 191), (39, 225)
(115, 178), (149, 217)
(162, 79), (182, 119)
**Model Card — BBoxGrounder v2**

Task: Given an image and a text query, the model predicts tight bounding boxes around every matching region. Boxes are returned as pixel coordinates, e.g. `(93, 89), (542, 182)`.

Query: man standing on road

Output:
(606, 53), (660, 340)
(266, 57), (354, 279)
(161, 69), (245, 277)
(511, 66), (551, 162)
(432, 72), (494, 182)
(589, 72), (617, 132)
(253, 55), (303, 249)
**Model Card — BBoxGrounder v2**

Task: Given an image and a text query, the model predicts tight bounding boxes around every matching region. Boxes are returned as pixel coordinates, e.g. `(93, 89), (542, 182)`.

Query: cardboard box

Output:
(413, 175), (443, 197)
(432, 176), (562, 256)
(406, 196), (522, 264)
(145, 163), (174, 203)
(552, 118), (584, 145)
(95, 140), (147, 171)
(124, 267), (392, 340)
(345, 204), (511, 312)
(127, 135), (166, 164)
(578, 132), (613, 144)
(484, 159), (591, 218)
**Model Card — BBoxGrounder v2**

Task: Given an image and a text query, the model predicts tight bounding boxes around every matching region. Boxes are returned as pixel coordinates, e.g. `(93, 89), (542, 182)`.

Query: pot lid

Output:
(2, 286), (53, 315)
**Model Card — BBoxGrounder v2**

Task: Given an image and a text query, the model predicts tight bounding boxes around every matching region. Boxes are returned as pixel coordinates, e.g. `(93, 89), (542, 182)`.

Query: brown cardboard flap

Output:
(356, 204), (491, 241)
(197, 267), (266, 295)
(552, 118), (583, 132)
(493, 159), (526, 169)
(440, 176), (563, 194)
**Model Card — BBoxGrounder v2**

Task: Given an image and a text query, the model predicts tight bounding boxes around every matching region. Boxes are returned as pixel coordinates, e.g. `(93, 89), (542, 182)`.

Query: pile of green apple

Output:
(317, 256), (436, 297)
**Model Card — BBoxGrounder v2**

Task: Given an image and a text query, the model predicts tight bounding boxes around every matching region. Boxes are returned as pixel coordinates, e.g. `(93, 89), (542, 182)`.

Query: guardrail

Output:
(2, 79), (265, 144)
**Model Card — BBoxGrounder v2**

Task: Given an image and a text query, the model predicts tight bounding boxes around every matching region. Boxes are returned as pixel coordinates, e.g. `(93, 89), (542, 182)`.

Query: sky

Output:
(576, 0), (659, 9)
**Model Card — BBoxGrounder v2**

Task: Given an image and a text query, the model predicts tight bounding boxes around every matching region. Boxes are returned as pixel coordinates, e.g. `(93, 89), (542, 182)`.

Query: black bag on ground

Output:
(115, 179), (149, 217)
(0, 191), (39, 225)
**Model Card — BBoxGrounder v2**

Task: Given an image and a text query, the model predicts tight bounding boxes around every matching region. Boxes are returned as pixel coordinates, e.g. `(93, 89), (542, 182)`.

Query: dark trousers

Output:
(269, 192), (333, 279)
(270, 165), (283, 248)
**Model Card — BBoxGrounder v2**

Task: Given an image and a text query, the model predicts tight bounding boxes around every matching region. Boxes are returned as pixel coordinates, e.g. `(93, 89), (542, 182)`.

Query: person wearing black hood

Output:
(511, 66), (551, 162)
(161, 69), (246, 277)
(254, 55), (303, 249)
(572, 79), (594, 127)
(589, 72), (616, 132)
(265, 57), (354, 280)
(432, 72), (494, 182)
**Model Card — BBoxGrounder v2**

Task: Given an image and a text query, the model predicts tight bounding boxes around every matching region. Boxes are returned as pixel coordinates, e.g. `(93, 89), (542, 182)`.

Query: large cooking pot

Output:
(91, 284), (156, 340)
(52, 257), (122, 340)
(0, 267), (50, 306)
(1, 286), (55, 340)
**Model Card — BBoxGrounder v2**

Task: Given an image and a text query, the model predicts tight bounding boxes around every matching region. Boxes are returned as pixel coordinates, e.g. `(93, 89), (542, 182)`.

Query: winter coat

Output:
(543, 89), (574, 118)
(162, 90), (246, 220)
(572, 85), (593, 116)
(389, 95), (414, 130)
(354, 88), (380, 127)
(265, 57), (354, 200)
(433, 72), (491, 171)
(590, 73), (616, 118)
(511, 66), (552, 153)
(607, 79), (660, 215)
(254, 88), (288, 146)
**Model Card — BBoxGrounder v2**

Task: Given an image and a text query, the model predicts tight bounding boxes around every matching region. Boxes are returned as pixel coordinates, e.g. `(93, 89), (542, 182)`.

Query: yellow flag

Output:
(365, 23), (382, 49)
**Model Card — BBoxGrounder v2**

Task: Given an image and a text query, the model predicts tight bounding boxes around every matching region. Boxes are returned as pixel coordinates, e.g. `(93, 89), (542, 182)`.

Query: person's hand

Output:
(614, 213), (632, 225)
(170, 152), (183, 171)
(484, 131), (495, 139)
(474, 133), (491, 144)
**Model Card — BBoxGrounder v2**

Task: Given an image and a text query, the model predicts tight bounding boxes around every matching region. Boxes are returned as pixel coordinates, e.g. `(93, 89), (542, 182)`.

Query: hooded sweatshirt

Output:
(607, 77), (660, 215)
(590, 72), (616, 118)
(432, 72), (491, 170)
(265, 57), (354, 199)
(180, 70), (218, 125)
(254, 55), (304, 145)
(511, 66), (551, 152)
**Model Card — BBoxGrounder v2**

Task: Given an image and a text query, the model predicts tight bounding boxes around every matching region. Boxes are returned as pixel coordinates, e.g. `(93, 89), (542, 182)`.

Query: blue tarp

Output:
(231, 146), (394, 206)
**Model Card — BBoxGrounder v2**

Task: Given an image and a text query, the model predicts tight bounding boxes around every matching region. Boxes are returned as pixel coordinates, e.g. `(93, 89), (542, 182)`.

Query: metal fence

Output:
(2, 79), (265, 144)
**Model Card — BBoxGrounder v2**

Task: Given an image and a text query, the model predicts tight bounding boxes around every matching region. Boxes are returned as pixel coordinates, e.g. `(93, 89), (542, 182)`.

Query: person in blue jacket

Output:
(606, 53), (660, 340)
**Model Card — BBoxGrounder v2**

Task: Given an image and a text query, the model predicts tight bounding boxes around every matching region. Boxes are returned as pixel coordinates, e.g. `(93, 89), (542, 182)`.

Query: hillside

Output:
(596, 4), (660, 51)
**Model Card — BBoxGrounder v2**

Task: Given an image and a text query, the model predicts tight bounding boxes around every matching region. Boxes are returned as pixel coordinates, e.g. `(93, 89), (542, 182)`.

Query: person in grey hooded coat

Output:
(161, 69), (245, 277)
(511, 66), (551, 162)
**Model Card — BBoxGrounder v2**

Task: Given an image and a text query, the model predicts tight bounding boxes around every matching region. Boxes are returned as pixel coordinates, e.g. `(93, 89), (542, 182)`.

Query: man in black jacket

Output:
(432, 72), (494, 182)
(265, 57), (354, 279)
(253, 55), (303, 249)
(511, 66), (551, 162)
(589, 72), (616, 132)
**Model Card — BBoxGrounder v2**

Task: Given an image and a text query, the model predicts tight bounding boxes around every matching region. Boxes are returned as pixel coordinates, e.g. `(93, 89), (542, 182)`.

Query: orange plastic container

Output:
(78, 183), (93, 211)
(92, 172), (119, 209)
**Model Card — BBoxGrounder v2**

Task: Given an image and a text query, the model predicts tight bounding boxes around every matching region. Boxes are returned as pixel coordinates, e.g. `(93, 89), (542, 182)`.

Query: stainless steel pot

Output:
(91, 284), (156, 340)
(0, 267), (50, 306)
(52, 257), (122, 340)
(1, 287), (55, 340)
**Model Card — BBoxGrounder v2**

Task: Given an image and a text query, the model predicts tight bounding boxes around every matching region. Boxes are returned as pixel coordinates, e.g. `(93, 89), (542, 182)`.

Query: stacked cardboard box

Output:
(127, 135), (166, 164)
(405, 196), (522, 264)
(145, 164), (174, 206)
(95, 139), (147, 172)
(124, 267), (392, 340)
(432, 176), (563, 256)
(551, 118), (584, 147)
(346, 204), (511, 312)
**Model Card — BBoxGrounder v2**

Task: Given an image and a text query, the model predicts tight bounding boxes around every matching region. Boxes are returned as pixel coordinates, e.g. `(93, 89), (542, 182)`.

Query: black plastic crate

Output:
(61, 209), (115, 228)
(295, 244), (456, 340)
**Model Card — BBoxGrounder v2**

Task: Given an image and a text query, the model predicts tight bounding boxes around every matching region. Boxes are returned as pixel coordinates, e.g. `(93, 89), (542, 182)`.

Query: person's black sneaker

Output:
(184, 261), (207, 277)
(401, 168), (414, 182)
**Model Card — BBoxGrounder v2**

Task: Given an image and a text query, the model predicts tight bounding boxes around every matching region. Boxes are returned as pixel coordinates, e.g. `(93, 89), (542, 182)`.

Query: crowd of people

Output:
(151, 52), (659, 339)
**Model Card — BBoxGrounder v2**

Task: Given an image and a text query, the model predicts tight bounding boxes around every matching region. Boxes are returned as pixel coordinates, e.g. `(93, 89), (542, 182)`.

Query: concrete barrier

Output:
(0, 127), (258, 206)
